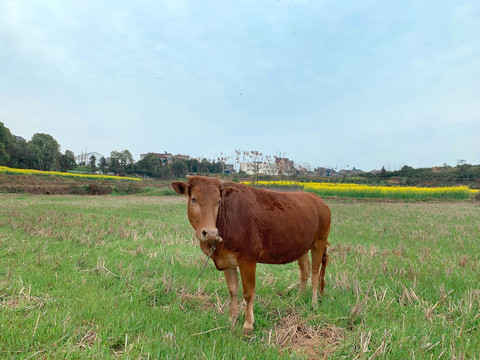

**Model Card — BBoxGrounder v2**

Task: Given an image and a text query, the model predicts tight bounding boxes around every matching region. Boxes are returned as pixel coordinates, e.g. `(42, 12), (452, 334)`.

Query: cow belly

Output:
(256, 211), (317, 264)
(258, 237), (313, 264)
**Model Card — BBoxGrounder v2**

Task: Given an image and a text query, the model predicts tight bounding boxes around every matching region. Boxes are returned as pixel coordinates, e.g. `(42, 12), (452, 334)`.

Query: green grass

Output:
(0, 195), (479, 359)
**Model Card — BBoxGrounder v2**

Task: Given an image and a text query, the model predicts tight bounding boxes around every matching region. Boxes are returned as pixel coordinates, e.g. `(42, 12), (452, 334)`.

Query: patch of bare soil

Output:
(180, 288), (226, 314)
(0, 285), (48, 310)
(273, 313), (344, 360)
(77, 324), (98, 350)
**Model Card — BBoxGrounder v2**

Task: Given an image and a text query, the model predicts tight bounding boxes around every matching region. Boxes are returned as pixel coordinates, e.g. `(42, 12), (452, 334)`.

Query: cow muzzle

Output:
(199, 228), (223, 243)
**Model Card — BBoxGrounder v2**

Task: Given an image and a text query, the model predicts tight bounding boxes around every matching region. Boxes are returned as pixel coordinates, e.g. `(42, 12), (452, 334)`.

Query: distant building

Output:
(296, 166), (316, 176)
(275, 157), (295, 176)
(15, 135), (26, 142)
(337, 167), (364, 176)
(172, 154), (191, 161)
(350, 167), (364, 174)
(315, 167), (337, 177)
(240, 162), (278, 176)
(223, 163), (234, 174)
(140, 152), (173, 166)
(75, 152), (104, 166)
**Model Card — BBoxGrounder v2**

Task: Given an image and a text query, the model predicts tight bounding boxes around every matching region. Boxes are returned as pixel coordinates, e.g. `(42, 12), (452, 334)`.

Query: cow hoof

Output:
(243, 323), (254, 333)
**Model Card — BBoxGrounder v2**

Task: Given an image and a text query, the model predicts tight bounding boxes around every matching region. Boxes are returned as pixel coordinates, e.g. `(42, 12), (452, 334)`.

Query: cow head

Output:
(171, 176), (239, 243)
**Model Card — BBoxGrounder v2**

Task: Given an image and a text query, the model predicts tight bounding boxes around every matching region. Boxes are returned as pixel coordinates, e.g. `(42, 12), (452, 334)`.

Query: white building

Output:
(75, 152), (104, 166)
(240, 162), (278, 176)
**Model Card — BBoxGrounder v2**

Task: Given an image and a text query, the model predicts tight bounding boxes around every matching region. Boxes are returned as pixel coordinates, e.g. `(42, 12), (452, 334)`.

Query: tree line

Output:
(1, 122), (75, 172)
(375, 164), (480, 187)
(0, 122), (229, 179)
(315, 164), (480, 188)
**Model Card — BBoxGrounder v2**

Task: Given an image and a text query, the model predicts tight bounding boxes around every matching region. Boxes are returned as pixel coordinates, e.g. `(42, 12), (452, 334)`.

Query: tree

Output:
(6, 140), (28, 168)
(99, 156), (108, 173)
(136, 153), (162, 178)
(58, 150), (76, 172)
(109, 151), (122, 175)
(199, 158), (210, 174)
(29, 133), (61, 171)
(120, 150), (134, 174)
(89, 155), (97, 172)
(171, 159), (188, 178)
(185, 158), (199, 173)
(160, 164), (173, 179)
(7, 141), (42, 169)
(0, 122), (15, 147)
(380, 166), (387, 179)
(398, 165), (414, 177)
(109, 150), (134, 175)
(0, 122), (15, 166)
(0, 143), (9, 166)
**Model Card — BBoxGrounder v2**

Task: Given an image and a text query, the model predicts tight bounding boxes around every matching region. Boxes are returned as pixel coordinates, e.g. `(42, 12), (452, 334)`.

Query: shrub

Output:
(112, 181), (142, 195)
(69, 185), (89, 195)
(473, 191), (480, 201)
(87, 183), (113, 195)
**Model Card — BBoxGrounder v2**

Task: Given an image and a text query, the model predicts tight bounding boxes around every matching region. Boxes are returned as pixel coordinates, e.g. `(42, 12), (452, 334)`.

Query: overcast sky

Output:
(1, 1), (479, 171)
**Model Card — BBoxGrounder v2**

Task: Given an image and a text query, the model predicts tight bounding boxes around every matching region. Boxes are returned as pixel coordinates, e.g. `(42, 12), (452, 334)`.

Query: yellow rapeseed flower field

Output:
(246, 180), (477, 200)
(0, 166), (141, 181)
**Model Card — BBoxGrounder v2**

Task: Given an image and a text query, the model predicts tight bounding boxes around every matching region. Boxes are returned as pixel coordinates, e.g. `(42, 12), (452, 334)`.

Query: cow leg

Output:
(239, 261), (257, 332)
(311, 241), (327, 306)
(223, 267), (239, 329)
(297, 253), (310, 295)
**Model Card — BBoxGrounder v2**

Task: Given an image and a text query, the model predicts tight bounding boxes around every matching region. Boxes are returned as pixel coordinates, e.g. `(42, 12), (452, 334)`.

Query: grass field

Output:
(0, 195), (479, 359)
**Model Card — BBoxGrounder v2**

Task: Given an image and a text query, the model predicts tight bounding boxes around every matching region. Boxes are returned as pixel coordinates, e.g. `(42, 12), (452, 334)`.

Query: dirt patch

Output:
(0, 174), (159, 195)
(273, 313), (344, 359)
(1, 285), (47, 310)
(87, 183), (113, 195)
(180, 289), (223, 313)
(77, 324), (98, 350)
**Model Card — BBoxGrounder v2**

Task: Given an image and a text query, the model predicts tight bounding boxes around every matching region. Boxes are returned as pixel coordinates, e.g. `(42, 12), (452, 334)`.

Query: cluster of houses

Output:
(138, 152), (364, 177)
(77, 150), (364, 177)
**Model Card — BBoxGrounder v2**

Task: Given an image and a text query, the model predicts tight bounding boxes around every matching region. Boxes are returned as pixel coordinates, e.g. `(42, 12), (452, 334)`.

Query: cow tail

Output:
(319, 248), (329, 294)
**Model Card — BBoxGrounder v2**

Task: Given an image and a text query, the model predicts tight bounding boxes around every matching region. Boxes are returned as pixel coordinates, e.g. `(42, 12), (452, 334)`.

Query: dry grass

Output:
(0, 284), (48, 310)
(273, 313), (344, 360)
(76, 323), (98, 350)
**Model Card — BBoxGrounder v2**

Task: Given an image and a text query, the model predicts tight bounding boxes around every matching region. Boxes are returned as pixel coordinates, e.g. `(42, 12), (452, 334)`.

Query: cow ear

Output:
(221, 186), (239, 198)
(171, 181), (188, 195)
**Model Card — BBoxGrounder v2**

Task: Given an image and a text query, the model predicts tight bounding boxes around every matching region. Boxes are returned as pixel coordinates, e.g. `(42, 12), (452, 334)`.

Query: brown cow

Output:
(172, 176), (331, 331)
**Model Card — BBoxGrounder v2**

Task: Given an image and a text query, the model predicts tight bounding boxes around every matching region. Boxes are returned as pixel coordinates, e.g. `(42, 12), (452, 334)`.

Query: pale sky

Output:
(1, 1), (479, 171)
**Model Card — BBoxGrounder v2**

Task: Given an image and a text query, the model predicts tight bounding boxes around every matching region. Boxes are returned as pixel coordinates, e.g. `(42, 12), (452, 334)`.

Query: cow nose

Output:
(200, 228), (218, 241)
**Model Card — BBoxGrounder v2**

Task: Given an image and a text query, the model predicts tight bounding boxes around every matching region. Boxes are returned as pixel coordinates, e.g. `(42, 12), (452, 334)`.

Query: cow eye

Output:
(191, 198), (197, 204)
